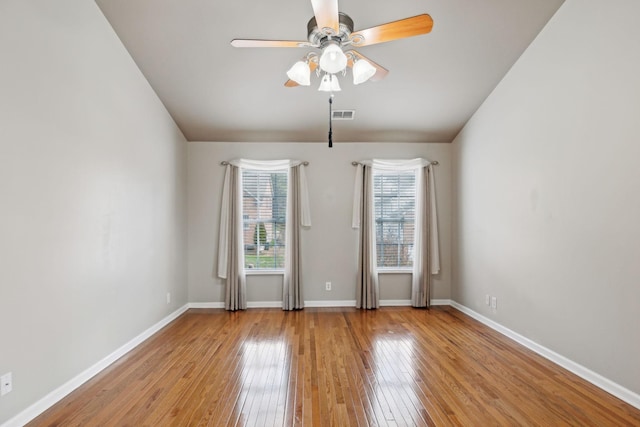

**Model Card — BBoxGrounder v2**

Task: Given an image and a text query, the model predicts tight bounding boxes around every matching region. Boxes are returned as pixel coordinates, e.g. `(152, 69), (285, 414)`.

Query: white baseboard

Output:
(380, 299), (411, 306)
(188, 302), (225, 309)
(188, 299), (452, 309)
(1, 304), (189, 427)
(247, 301), (282, 308)
(305, 300), (357, 307)
(449, 301), (640, 410)
(379, 299), (451, 307)
(189, 301), (355, 309)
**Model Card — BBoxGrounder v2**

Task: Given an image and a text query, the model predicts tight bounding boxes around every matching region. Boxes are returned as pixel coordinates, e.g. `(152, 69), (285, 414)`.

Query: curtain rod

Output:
(220, 161), (309, 166)
(351, 160), (438, 166)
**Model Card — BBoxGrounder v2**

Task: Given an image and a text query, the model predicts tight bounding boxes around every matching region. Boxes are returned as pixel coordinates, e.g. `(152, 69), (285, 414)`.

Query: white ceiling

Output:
(95, 0), (564, 143)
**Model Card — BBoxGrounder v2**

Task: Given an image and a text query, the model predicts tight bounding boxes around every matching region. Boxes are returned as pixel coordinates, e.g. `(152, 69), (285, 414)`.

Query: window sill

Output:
(378, 269), (412, 274)
(245, 269), (284, 276)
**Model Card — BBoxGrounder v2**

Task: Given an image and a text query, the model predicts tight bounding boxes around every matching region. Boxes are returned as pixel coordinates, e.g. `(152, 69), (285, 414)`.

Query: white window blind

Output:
(242, 169), (288, 270)
(373, 170), (416, 269)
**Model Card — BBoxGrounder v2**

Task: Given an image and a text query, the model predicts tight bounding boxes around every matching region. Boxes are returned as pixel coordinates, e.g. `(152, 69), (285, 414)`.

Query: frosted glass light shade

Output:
(352, 59), (376, 85)
(318, 74), (332, 92)
(319, 43), (348, 74)
(330, 75), (341, 91)
(318, 74), (341, 92)
(286, 61), (311, 86)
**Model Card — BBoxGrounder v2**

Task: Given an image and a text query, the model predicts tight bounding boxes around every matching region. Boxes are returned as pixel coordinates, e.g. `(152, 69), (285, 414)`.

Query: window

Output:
(242, 169), (288, 270)
(373, 170), (416, 269)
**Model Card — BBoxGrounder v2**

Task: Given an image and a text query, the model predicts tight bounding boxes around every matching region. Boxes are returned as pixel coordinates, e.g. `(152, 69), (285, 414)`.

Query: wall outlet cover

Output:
(1, 372), (12, 396)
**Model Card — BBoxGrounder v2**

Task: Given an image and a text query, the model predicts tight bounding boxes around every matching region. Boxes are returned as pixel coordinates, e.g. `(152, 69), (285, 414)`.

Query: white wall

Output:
(188, 142), (452, 305)
(452, 0), (640, 396)
(0, 1), (187, 424)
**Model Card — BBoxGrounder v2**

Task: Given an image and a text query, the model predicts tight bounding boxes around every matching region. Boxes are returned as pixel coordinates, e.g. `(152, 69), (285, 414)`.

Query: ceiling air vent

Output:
(332, 110), (355, 120)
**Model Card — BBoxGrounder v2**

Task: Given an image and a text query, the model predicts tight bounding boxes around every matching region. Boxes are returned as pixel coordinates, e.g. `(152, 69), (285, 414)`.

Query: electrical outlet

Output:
(166, 292), (171, 304)
(1, 372), (12, 396)
(325, 282), (332, 291)
(485, 294), (490, 306)
(491, 296), (497, 310)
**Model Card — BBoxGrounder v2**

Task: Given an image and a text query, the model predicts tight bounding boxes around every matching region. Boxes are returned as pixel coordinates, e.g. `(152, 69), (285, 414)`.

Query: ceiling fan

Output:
(230, 0), (433, 91)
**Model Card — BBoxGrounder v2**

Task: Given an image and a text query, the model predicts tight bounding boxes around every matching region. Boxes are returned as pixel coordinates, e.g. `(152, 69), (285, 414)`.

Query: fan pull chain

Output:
(328, 95), (333, 148)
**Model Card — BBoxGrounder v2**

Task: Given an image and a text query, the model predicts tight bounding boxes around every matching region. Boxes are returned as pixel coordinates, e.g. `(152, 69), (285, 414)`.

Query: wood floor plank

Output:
(27, 307), (640, 426)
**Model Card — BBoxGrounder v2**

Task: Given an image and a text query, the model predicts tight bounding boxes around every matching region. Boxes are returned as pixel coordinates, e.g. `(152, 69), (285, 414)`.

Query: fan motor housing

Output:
(307, 12), (354, 46)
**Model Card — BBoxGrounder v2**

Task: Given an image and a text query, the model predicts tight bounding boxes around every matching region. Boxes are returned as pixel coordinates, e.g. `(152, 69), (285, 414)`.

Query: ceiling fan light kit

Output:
(230, 0), (433, 145)
(230, 0), (433, 90)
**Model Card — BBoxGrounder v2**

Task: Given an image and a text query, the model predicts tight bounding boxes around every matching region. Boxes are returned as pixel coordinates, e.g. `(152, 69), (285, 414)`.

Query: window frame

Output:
(241, 168), (288, 273)
(372, 168), (417, 271)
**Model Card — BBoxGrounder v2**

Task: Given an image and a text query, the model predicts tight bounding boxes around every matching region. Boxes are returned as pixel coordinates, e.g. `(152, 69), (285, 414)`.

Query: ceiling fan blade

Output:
(285, 60), (319, 87)
(231, 39), (310, 48)
(350, 14), (433, 47)
(311, 0), (340, 34)
(347, 50), (389, 82)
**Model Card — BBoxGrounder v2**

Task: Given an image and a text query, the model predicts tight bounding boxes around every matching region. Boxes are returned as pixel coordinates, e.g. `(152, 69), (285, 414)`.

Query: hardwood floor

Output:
(29, 307), (640, 426)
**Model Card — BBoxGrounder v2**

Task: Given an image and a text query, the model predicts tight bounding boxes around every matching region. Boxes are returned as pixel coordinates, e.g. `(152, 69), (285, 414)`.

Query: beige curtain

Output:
(283, 165), (305, 310)
(353, 160), (439, 309)
(217, 164), (246, 311)
(354, 164), (379, 309)
(218, 160), (310, 311)
(411, 166), (432, 307)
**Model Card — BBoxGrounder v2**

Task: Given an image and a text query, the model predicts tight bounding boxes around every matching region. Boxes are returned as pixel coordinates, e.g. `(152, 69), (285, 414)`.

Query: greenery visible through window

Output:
(242, 169), (288, 270)
(373, 170), (416, 269)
